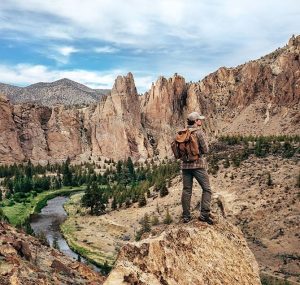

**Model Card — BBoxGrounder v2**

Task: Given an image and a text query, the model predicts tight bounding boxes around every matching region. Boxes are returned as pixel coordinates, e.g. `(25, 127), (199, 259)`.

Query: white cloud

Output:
(1, 0), (298, 48)
(0, 0), (299, 88)
(42, 45), (80, 64)
(94, 46), (119, 53)
(56, 46), (79, 57)
(0, 64), (154, 92)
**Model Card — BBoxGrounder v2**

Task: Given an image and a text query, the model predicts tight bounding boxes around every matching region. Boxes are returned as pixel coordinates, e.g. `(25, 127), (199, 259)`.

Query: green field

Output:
(1, 186), (85, 226)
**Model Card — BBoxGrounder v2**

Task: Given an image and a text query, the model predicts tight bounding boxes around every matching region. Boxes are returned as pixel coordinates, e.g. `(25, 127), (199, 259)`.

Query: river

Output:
(30, 196), (100, 272)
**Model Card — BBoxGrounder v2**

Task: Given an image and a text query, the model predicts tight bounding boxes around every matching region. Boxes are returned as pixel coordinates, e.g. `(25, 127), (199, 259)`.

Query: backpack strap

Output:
(175, 129), (191, 143)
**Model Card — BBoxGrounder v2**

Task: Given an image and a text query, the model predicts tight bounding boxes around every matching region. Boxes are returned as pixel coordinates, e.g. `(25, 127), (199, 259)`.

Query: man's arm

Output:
(197, 130), (209, 154)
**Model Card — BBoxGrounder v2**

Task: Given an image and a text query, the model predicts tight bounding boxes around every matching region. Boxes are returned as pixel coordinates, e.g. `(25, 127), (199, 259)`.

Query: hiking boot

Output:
(198, 214), (215, 225)
(182, 216), (192, 223)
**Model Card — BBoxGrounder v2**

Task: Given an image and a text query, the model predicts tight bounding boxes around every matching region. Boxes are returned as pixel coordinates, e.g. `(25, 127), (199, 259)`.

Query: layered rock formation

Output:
(0, 222), (104, 285)
(0, 36), (299, 164)
(105, 219), (261, 285)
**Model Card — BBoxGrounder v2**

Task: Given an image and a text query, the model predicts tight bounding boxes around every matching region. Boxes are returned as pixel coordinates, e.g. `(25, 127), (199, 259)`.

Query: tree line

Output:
(81, 158), (180, 215)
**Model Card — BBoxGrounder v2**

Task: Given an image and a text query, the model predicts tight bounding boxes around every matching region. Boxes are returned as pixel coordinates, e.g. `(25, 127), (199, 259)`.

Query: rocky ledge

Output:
(105, 218), (261, 285)
(0, 222), (104, 285)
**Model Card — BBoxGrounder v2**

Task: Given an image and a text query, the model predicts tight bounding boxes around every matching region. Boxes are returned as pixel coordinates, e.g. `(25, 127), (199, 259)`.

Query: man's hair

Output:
(187, 119), (195, 125)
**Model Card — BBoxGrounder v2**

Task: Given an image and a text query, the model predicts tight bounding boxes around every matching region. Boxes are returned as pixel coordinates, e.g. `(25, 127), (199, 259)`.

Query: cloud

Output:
(94, 46), (119, 53)
(0, 64), (155, 92)
(56, 46), (79, 57)
(41, 45), (80, 64)
(0, 0), (299, 90)
(1, 0), (299, 48)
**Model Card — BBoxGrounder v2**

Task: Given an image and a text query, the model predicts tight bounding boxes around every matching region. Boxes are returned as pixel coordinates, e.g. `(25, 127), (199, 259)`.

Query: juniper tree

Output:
(163, 208), (173, 225)
(151, 215), (159, 226)
(140, 213), (151, 233)
(138, 193), (147, 207)
(267, 172), (273, 186)
(223, 157), (230, 168)
(159, 182), (169, 197)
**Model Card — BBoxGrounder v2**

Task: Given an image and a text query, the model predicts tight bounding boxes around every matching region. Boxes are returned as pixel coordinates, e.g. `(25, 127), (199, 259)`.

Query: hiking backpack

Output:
(171, 128), (200, 162)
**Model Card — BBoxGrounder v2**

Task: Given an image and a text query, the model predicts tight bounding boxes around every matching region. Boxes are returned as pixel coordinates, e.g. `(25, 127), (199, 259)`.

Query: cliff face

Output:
(0, 94), (25, 164)
(0, 222), (104, 285)
(141, 74), (188, 157)
(194, 35), (300, 135)
(0, 36), (299, 164)
(105, 219), (261, 285)
(88, 72), (151, 160)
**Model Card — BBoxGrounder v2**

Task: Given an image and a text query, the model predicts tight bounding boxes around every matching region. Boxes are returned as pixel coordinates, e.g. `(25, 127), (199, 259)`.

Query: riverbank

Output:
(60, 193), (118, 268)
(2, 186), (85, 226)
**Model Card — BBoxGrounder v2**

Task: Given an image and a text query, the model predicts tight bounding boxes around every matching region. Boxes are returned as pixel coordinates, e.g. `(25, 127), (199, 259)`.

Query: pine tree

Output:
(111, 197), (117, 210)
(140, 213), (151, 233)
(81, 182), (107, 215)
(62, 158), (73, 186)
(138, 193), (147, 207)
(126, 157), (136, 181)
(25, 160), (33, 178)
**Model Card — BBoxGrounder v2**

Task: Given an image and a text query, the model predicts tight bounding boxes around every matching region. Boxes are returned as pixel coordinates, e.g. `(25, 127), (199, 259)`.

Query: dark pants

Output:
(182, 168), (212, 218)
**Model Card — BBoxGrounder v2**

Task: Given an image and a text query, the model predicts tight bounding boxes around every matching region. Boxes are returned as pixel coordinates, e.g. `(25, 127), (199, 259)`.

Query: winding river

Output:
(30, 196), (100, 272)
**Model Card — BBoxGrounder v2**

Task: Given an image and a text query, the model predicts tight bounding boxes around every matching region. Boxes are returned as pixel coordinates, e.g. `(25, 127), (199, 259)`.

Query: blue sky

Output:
(0, 0), (299, 93)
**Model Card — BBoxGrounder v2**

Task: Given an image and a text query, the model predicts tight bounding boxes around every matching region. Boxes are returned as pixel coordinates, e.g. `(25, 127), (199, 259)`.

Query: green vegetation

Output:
(1, 186), (84, 226)
(80, 158), (180, 214)
(81, 182), (108, 215)
(208, 135), (299, 175)
(163, 208), (173, 225)
(260, 274), (293, 285)
(60, 220), (115, 273)
(135, 213), (151, 241)
(219, 135), (299, 158)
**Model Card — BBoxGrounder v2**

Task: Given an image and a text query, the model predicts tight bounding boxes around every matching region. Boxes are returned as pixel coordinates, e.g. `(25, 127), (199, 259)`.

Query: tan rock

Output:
(105, 220), (261, 285)
(0, 94), (25, 164)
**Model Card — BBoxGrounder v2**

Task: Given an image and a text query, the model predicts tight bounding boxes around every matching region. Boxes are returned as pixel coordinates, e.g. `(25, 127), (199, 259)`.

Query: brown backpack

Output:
(171, 128), (200, 162)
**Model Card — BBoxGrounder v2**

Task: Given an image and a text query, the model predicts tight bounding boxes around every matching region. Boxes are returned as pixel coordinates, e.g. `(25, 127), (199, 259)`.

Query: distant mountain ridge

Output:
(0, 78), (110, 106)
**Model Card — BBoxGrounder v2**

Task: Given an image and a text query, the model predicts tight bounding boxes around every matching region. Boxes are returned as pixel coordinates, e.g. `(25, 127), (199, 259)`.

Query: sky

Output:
(0, 0), (299, 93)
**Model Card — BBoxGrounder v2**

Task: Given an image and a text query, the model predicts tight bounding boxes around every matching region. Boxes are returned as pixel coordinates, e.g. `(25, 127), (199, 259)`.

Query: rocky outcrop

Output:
(0, 222), (104, 285)
(88, 72), (151, 160)
(141, 74), (188, 157)
(105, 219), (261, 285)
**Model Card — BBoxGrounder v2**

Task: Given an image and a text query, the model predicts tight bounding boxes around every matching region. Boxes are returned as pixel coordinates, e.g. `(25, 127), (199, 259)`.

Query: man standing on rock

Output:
(179, 112), (214, 224)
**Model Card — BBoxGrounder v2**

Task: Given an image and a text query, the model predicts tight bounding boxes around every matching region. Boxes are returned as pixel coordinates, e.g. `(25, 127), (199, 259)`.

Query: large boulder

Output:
(105, 219), (261, 285)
